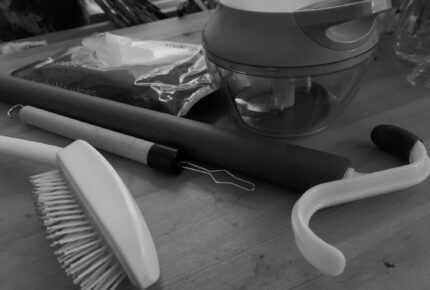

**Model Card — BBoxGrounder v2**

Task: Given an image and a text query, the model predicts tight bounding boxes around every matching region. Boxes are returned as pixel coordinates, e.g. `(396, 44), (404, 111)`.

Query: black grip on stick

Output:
(147, 144), (183, 174)
(0, 74), (351, 191)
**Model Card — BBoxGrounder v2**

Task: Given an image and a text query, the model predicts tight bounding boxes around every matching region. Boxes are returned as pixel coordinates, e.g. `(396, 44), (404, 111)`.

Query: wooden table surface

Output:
(1, 11), (430, 290)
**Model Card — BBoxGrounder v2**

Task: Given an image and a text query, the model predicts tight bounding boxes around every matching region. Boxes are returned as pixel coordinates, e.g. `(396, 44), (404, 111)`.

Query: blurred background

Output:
(0, 0), (216, 42)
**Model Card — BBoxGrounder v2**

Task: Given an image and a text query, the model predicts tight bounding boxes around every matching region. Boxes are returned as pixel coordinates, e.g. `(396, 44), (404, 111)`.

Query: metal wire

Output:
(179, 161), (255, 191)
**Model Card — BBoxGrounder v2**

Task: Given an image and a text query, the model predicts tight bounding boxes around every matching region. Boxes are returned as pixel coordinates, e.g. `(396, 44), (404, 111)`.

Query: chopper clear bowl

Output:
(206, 59), (371, 137)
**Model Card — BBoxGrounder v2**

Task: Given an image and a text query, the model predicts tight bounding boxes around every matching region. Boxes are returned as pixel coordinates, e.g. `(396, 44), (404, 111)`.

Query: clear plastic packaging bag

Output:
(12, 33), (218, 116)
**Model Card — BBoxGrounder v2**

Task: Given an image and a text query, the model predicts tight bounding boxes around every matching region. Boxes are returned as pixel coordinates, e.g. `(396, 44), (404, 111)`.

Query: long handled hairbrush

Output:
(292, 125), (430, 276)
(0, 135), (159, 289)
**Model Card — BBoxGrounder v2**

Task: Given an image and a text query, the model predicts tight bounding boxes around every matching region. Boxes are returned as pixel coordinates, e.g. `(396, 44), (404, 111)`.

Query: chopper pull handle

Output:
(295, 0), (391, 50)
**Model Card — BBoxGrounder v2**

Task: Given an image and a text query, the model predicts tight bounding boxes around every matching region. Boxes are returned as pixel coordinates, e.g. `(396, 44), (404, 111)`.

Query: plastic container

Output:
(202, 0), (391, 137)
(207, 57), (371, 136)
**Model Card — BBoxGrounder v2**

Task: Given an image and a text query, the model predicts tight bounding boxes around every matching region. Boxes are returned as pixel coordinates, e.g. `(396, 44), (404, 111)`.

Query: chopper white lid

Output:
(219, 0), (332, 12)
(204, 0), (390, 75)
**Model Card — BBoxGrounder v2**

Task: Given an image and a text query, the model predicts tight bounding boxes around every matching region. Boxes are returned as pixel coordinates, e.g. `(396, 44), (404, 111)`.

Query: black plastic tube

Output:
(0, 74), (351, 191)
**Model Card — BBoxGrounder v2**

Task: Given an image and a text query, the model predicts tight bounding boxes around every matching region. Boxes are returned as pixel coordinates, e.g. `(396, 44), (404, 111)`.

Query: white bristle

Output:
(46, 220), (90, 232)
(59, 244), (99, 266)
(45, 209), (84, 218)
(31, 170), (126, 290)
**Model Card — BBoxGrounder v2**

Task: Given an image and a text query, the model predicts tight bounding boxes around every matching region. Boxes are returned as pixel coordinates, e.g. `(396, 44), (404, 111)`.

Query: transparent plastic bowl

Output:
(207, 59), (371, 137)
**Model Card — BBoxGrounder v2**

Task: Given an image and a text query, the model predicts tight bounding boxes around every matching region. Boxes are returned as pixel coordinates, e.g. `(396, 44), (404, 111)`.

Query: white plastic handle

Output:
(291, 141), (430, 275)
(0, 135), (60, 166)
(17, 106), (154, 165)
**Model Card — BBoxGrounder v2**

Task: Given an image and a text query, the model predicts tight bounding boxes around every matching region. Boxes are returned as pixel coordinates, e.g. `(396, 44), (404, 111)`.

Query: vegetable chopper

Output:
(202, 0), (392, 137)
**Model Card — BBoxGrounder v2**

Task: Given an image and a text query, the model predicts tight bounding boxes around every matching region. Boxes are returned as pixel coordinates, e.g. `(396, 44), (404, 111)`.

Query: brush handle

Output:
(0, 75), (351, 191)
(0, 135), (59, 165)
(15, 106), (182, 173)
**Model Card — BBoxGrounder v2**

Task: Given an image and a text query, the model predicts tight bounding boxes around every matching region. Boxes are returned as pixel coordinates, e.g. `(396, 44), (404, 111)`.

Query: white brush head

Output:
(32, 170), (127, 289)
(32, 140), (160, 289)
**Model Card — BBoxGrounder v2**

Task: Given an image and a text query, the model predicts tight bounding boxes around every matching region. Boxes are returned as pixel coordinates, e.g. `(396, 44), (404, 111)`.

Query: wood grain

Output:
(1, 11), (430, 290)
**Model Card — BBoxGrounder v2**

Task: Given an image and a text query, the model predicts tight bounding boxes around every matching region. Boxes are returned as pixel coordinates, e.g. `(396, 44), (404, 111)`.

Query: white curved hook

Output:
(291, 141), (430, 275)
